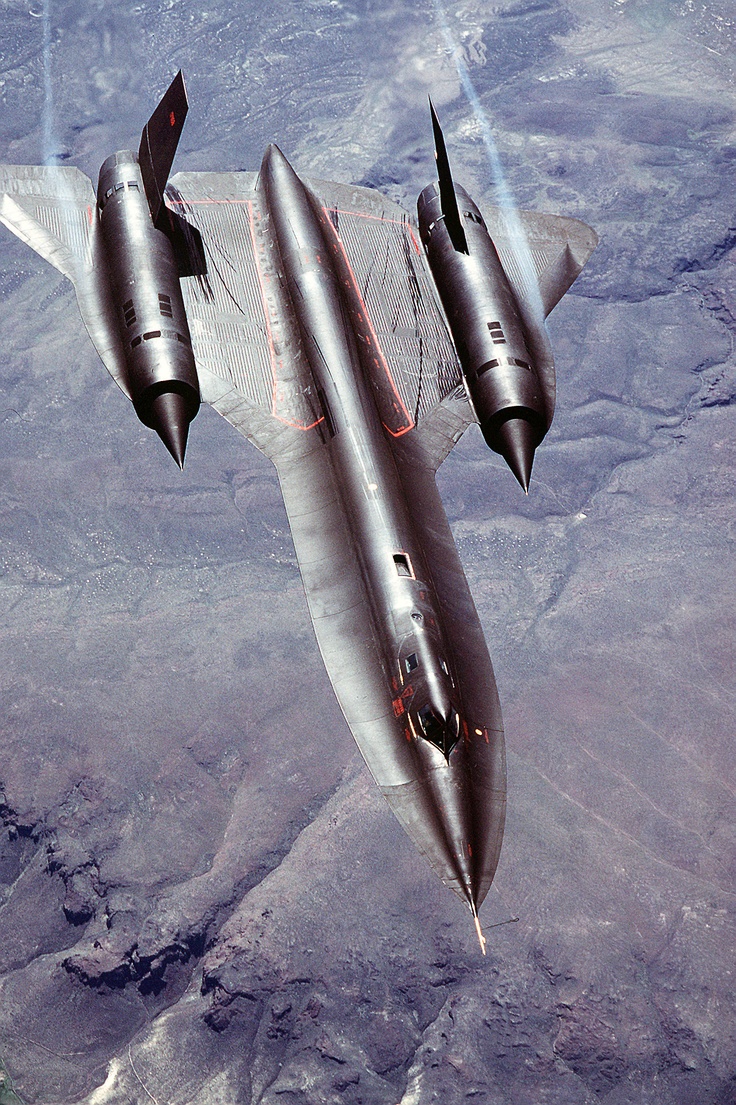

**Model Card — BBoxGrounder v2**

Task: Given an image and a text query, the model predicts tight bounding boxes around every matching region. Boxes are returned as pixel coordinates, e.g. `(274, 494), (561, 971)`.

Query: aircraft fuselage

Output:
(261, 144), (491, 905)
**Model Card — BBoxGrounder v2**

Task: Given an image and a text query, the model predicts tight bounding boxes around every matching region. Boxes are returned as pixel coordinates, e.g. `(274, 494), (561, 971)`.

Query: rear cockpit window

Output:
(405, 653), (418, 673)
(417, 704), (460, 757)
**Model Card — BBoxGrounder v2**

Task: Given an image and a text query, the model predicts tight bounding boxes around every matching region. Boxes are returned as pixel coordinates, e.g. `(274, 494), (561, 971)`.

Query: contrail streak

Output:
(431, 1), (546, 324)
(42, 0), (55, 165)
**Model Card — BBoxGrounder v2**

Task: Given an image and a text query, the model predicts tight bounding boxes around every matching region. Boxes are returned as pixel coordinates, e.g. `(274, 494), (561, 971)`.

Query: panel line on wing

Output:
(327, 207), (423, 253)
(333, 209), (461, 427)
(168, 192), (273, 408)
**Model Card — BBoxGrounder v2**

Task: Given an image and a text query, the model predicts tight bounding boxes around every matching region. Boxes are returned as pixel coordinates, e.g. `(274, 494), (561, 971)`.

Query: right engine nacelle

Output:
(418, 179), (548, 492)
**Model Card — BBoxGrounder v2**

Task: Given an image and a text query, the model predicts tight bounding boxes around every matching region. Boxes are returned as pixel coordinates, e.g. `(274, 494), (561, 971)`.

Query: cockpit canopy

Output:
(417, 703), (461, 758)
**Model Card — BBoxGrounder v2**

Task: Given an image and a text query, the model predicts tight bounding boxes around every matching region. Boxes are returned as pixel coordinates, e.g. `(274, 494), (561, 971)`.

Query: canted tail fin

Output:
(138, 70), (188, 228)
(429, 99), (468, 255)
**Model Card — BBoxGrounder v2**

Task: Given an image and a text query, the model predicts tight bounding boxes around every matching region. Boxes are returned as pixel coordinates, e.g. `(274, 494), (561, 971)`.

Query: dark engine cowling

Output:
(418, 178), (548, 492)
(97, 150), (199, 467)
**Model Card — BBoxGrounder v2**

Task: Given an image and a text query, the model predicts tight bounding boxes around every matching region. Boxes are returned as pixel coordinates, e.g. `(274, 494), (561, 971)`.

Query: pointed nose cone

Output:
(432, 824), (489, 935)
(379, 767), (485, 910)
(487, 416), (538, 492)
(449, 847), (479, 911)
(147, 389), (193, 469)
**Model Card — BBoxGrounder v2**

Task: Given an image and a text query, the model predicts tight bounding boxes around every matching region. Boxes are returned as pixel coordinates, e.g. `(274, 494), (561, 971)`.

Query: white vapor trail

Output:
(42, 0), (56, 165)
(36, 0), (79, 238)
(431, 1), (546, 324)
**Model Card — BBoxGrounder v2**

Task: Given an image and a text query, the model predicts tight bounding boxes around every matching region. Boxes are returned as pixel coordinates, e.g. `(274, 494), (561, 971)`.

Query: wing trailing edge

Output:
(491, 208), (599, 318)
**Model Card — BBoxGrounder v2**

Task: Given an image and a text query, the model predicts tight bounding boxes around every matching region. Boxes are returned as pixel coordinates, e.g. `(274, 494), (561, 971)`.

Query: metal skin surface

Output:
(418, 179), (549, 492)
(261, 144), (492, 910)
(0, 76), (598, 939)
(97, 151), (200, 467)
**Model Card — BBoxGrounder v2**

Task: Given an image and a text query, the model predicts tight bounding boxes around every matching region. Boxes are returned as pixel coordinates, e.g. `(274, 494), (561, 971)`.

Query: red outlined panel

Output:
(166, 183), (460, 432)
(323, 209), (415, 438)
(326, 205), (460, 428)
(167, 191), (321, 431)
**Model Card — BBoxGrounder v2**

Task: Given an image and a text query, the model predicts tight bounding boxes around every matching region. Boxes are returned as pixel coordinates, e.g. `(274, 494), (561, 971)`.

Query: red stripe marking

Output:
(323, 208), (415, 437)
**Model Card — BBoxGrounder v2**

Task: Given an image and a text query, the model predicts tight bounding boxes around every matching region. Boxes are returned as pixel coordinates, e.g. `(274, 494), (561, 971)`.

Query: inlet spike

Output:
(146, 389), (191, 469)
(485, 416), (537, 492)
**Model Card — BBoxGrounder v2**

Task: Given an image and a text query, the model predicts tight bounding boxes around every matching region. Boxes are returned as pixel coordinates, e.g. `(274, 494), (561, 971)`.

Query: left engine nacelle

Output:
(97, 150), (199, 467)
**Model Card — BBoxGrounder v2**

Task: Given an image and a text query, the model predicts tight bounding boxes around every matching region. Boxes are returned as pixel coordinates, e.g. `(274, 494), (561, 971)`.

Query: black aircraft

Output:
(0, 75), (596, 950)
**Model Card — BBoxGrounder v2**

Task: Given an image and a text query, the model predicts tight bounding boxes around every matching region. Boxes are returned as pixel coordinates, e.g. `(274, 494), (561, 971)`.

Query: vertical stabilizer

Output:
(429, 100), (468, 255)
(138, 70), (188, 227)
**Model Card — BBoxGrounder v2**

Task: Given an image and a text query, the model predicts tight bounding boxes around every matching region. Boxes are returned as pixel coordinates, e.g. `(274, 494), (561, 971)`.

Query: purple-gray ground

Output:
(0, 1), (735, 1102)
